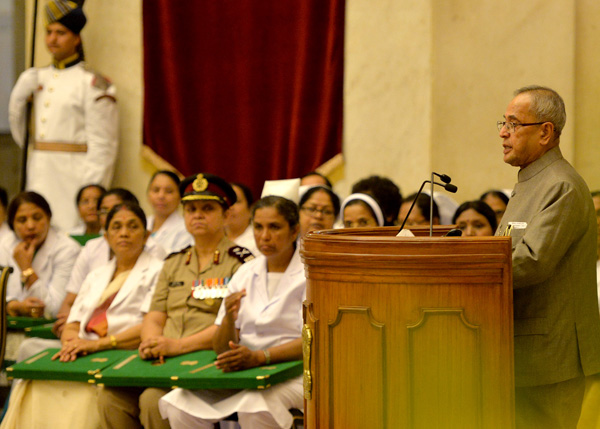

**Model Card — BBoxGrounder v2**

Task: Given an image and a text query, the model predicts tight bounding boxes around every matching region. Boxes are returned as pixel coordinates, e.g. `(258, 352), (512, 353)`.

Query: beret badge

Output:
(193, 174), (209, 192)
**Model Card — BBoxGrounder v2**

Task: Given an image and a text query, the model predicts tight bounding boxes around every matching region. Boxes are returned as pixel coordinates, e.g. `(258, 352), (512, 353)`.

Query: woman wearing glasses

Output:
(298, 185), (340, 236)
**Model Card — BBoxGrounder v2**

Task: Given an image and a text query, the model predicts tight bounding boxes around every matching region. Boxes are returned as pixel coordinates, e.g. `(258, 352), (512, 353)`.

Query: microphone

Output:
(430, 181), (457, 193)
(433, 172), (451, 184)
(397, 172), (458, 236)
(429, 172), (457, 236)
(443, 183), (458, 193)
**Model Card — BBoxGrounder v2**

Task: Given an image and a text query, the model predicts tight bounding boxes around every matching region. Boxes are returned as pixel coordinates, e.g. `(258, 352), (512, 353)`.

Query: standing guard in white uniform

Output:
(9, 0), (118, 232)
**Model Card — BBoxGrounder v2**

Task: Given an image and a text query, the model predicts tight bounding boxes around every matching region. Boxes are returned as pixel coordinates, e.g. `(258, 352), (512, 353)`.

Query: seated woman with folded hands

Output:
(55, 202), (163, 362)
(1, 202), (163, 429)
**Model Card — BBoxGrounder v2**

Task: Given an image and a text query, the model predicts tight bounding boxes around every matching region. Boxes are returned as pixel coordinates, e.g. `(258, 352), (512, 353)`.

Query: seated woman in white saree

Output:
(159, 195), (305, 429)
(1, 202), (164, 429)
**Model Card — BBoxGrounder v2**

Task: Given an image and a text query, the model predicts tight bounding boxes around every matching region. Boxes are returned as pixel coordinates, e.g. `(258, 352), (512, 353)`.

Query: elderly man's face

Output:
(499, 93), (548, 168)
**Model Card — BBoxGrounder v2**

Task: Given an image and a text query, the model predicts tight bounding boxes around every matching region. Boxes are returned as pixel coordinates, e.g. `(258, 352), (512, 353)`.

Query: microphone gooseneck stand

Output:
(398, 172), (457, 236)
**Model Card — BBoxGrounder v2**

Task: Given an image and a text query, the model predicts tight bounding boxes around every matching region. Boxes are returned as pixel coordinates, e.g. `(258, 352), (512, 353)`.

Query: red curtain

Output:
(142, 1), (344, 196)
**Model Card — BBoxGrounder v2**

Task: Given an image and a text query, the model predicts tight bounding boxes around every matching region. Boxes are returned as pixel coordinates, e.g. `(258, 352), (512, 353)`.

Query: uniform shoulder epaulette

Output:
(166, 245), (192, 260)
(229, 246), (254, 263)
(84, 64), (113, 91)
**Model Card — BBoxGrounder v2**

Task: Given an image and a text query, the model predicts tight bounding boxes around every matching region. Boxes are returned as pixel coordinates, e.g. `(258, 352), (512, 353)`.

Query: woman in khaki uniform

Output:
(97, 173), (253, 429)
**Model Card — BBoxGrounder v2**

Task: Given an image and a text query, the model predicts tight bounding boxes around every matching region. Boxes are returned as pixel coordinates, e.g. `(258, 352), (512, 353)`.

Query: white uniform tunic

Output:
(65, 235), (167, 295)
(0, 228), (81, 317)
(67, 250), (163, 338)
(67, 224), (87, 236)
(159, 248), (305, 429)
(0, 222), (11, 243)
(147, 212), (193, 254)
(9, 61), (118, 232)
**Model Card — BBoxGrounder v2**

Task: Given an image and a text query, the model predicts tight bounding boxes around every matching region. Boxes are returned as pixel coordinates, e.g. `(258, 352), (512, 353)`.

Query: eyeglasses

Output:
(301, 206), (335, 217)
(497, 121), (546, 133)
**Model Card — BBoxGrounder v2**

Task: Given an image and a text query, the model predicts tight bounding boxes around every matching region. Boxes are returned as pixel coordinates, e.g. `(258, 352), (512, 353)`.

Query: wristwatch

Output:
(21, 267), (35, 284)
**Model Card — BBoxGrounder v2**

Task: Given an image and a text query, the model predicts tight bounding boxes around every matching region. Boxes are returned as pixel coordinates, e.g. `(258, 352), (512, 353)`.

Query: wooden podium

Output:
(301, 226), (514, 428)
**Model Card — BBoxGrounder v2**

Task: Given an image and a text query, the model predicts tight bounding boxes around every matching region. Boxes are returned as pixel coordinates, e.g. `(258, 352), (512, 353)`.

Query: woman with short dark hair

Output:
(398, 192), (440, 227)
(58, 201), (160, 361)
(480, 190), (509, 226)
(1, 191), (81, 318)
(146, 170), (192, 254)
(453, 200), (497, 236)
(225, 182), (259, 256)
(50, 188), (167, 339)
(69, 184), (106, 236)
(298, 185), (340, 236)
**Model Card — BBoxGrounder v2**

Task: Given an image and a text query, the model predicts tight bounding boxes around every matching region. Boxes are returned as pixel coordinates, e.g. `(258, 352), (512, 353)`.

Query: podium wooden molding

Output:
(301, 226), (514, 428)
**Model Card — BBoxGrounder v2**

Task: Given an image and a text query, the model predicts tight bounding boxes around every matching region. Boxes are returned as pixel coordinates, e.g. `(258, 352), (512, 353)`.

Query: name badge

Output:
(508, 222), (527, 229)
(168, 281), (184, 288)
(501, 221), (527, 237)
(191, 277), (231, 300)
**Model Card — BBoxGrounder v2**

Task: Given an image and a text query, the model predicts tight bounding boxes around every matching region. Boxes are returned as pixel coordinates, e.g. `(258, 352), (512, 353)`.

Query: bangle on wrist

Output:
(263, 349), (271, 365)
(21, 267), (35, 284)
(110, 335), (117, 349)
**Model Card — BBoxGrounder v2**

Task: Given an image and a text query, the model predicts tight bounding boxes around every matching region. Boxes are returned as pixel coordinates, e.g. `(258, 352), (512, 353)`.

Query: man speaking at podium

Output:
(497, 86), (600, 428)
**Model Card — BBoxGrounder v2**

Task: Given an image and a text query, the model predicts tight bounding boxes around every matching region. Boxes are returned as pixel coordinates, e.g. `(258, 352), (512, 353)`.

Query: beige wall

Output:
(19, 0), (600, 209)
(341, 0), (432, 197)
(575, 0), (600, 192)
(431, 0), (575, 199)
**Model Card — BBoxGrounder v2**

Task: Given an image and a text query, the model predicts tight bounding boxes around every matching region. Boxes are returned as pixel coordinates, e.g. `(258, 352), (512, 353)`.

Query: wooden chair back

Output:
(0, 266), (14, 368)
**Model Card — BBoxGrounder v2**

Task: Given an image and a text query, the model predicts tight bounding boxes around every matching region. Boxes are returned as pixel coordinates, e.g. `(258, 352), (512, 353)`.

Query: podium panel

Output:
(301, 226), (514, 428)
